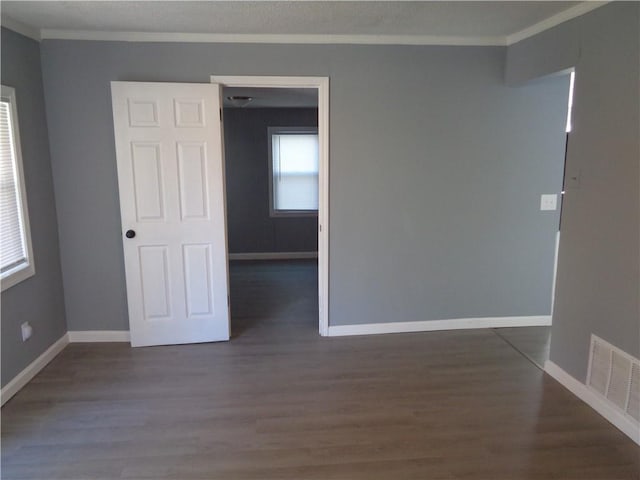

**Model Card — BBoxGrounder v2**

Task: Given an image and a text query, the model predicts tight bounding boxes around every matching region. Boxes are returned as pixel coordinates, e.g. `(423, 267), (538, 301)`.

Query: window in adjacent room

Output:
(268, 127), (318, 216)
(1, 85), (34, 291)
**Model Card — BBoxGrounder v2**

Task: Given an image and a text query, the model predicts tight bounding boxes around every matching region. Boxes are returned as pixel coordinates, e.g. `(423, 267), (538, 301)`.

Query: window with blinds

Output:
(268, 127), (319, 216)
(1, 86), (34, 291)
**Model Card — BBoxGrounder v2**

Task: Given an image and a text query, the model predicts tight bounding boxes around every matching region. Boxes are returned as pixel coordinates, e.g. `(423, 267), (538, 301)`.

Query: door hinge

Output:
(227, 295), (230, 307)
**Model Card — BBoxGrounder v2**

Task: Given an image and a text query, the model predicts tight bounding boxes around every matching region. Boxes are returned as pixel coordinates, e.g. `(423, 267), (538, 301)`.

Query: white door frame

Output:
(211, 75), (329, 336)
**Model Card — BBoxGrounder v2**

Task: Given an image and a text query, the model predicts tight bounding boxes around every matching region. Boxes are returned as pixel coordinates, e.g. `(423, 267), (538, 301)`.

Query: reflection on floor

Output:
(493, 326), (552, 369)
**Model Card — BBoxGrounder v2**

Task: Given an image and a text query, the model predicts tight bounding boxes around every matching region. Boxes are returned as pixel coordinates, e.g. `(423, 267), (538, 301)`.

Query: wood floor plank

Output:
(2, 260), (638, 479)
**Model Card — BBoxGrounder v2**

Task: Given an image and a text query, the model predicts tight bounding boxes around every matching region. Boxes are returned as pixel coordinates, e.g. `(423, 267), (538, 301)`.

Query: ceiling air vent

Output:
(587, 335), (640, 424)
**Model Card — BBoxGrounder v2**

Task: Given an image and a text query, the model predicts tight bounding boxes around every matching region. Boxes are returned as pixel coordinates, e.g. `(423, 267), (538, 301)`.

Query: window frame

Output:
(1, 85), (35, 291)
(267, 126), (319, 218)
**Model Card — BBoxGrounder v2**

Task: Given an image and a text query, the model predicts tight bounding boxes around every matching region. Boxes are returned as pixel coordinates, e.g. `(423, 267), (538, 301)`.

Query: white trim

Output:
(1, 85), (36, 292)
(1, 334), (68, 406)
(0, 262), (35, 292)
(328, 315), (551, 337)
(67, 330), (130, 343)
(212, 75), (330, 338)
(506, 1), (610, 45)
(545, 360), (640, 445)
(212, 75), (325, 89)
(317, 77), (330, 337)
(40, 30), (506, 46)
(1, 16), (41, 41)
(229, 252), (318, 261)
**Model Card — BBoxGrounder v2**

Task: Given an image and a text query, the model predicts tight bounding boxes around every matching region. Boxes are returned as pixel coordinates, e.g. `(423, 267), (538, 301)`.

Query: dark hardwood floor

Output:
(2, 260), (638, 479)
(229, 260), (319, 339)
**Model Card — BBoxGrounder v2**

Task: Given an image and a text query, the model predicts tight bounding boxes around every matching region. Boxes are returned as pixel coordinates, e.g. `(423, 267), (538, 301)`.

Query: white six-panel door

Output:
(111, 82), (230, 347)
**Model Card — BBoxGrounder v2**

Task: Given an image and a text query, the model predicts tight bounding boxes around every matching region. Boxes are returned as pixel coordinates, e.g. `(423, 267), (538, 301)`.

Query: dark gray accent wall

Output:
(506, 2), (640, 380)
(1, 28), (67, 387)
(224, 107), (318, 254)
(39, 40), (568, 331)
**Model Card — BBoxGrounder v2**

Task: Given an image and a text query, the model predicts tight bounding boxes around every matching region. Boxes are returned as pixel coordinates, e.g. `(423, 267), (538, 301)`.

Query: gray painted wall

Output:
(1, 28), (67, 387)
(224, 107), (318, 254)
(506, 2), (640, 380)
(39, 40), (568, 330)
(505, 17), (580, 86)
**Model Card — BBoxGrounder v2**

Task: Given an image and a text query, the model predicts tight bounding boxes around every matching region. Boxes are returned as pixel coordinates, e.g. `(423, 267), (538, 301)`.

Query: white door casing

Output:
(211, 75), (330, 336)
(111, 82), (230, 347)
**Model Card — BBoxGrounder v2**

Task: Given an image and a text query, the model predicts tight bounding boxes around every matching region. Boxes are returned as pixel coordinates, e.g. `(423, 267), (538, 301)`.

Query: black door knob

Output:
(125, 230), (136, 239)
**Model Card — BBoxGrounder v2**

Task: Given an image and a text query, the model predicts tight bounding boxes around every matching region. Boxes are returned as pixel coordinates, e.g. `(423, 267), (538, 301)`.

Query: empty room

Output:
(1, 1), (639, 479)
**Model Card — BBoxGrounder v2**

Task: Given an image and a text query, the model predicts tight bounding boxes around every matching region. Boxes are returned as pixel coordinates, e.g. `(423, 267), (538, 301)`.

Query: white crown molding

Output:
(1, 15), (41, 41)
(4, 1), (608, 47)
(39, 30), (507, 46)
(506, 1), (610, 45)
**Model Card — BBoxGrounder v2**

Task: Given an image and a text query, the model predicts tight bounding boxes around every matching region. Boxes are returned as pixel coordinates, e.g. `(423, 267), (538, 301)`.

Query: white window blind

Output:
(1, 86), (34, 290)
(271, 130), (318, 213)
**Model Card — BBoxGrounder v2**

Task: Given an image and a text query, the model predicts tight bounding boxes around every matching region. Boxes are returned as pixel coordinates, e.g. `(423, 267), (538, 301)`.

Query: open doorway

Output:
(212, 76), (329, 338)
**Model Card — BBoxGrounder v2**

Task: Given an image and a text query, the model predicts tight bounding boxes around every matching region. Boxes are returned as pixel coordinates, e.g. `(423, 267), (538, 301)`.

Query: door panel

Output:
(111, 82), (229, 347)
(131, 142), (165, 221)
(139, 245), (171, 319)
(177, 142), (209, 220)
(183, 244), (214, 317)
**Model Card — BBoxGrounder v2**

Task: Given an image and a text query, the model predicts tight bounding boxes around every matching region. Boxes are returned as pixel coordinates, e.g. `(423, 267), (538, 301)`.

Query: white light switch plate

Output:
(540, 194), (558, 211)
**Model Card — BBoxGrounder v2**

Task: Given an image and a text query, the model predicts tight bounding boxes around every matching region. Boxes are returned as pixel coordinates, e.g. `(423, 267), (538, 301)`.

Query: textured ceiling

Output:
(2, 1), (581, 38)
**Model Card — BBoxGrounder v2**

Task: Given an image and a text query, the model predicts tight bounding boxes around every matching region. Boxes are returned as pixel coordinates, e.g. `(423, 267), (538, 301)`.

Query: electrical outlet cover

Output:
(540, 194), (558, 211)
(21, 322), (32, 341)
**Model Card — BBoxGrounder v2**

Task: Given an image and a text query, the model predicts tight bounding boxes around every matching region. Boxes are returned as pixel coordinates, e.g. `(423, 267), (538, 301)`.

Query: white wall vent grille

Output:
(628, 364), (640, 422)
(587, 335), (640, 424)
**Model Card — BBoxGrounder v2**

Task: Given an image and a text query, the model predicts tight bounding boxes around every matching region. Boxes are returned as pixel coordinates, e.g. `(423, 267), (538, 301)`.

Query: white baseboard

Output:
(1, 334), (69, 406)
(544, 360), (640, 445)
(228, 251), (318, 261)
(327, 315), (551, 337)
(67, 330), (130, 342)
